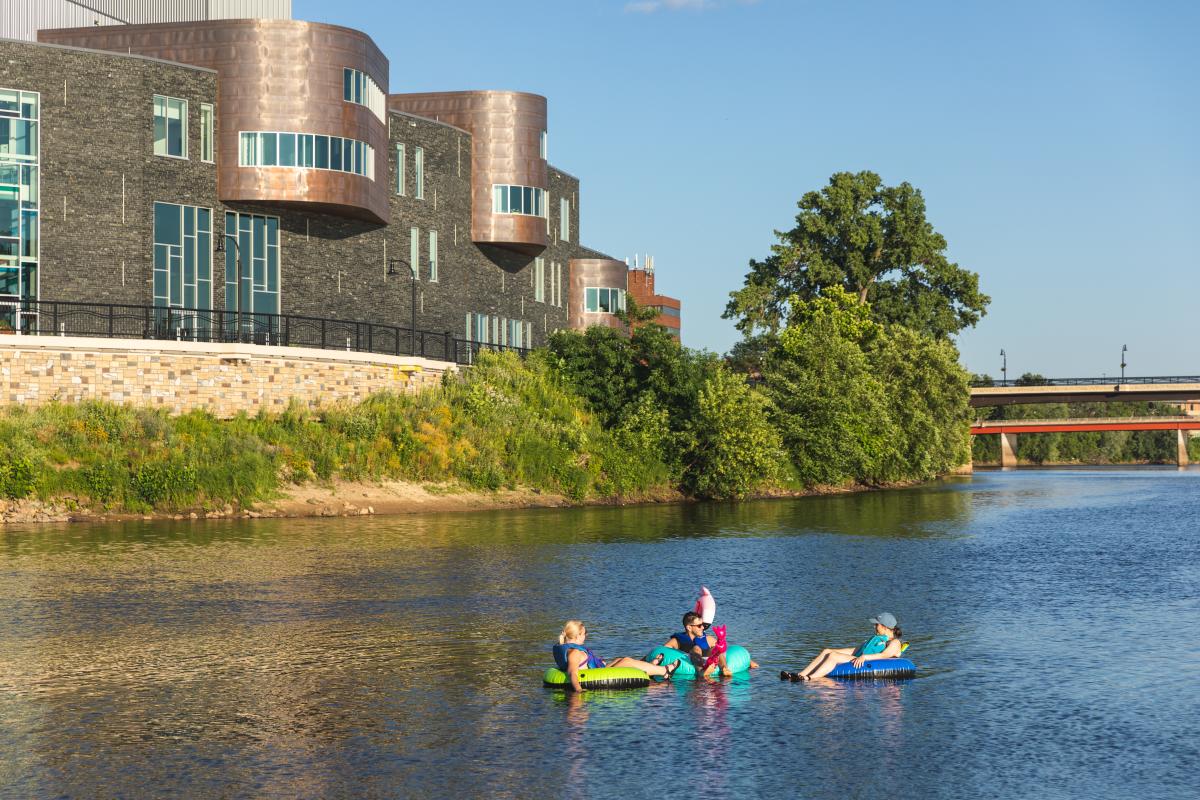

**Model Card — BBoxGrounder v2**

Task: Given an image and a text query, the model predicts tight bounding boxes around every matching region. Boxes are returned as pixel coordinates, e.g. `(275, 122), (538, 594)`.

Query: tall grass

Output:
(0, 351), (675, 513)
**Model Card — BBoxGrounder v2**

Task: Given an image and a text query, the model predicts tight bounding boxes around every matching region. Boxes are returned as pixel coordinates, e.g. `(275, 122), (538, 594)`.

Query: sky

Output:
(296, 0), (1199, 378)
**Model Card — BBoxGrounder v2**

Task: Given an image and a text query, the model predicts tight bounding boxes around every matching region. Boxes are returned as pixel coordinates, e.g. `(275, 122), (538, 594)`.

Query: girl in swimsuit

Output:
(789, 612), (904, 681)
(555, 620), (680, 692)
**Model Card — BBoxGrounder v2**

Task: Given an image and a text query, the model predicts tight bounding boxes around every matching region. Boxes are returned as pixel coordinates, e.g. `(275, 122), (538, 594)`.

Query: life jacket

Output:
(853, 633), (891, 657)
(671, 630), (711, 654)
(553, 642), (605, 671)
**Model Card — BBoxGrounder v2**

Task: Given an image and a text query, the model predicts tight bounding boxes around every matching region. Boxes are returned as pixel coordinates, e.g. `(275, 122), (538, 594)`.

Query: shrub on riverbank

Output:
(0, 351), (677, 512)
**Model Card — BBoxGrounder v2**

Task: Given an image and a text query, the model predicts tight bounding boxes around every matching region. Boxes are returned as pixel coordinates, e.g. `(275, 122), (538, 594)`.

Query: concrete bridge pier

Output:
(1178, 430), (1190, 467)
(1000, 432), (1018, 468)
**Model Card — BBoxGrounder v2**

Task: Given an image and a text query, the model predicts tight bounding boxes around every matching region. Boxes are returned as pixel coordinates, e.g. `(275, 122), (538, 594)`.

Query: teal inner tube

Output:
(642, 645), (752, 679)
(542, 666), (651, 690)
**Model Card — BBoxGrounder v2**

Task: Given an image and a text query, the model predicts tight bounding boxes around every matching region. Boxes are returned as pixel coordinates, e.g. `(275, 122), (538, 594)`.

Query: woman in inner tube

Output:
(555, 619), (680, 692)
(790, 612), (904, 681)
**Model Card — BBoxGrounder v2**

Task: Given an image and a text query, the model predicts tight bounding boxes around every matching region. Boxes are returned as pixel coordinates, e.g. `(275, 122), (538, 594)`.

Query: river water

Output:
(0, 469), (1196, 798)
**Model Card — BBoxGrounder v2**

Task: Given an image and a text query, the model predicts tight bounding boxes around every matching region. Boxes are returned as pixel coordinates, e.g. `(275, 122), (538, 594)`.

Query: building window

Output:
(585, 287), (625, 313)
(428, 230), (438, 282)
(552, 262), (561, 307)
(199, 103), (214, 163)
(342, 67), (386, 121)
(224, 211), (280, 328)
(410, 226), (420, 280)
(414, 146), (424, 199)
(0, 87), (39, 333)
(534, 258), (545, 302)
(239, 131), (375, 179)
(395, 143), (405, 196)
(493, 184), (546, 217)
(540, 130), (547, 159)
(658, 305), (681, 318)
(560, 197), (570, 242)
(153, 202), (212, 319)
(153, 95), (188, 159)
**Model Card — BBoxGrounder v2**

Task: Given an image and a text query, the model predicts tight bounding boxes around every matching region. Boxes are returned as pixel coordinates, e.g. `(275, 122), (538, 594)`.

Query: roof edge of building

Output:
(0, 35), (217, 73)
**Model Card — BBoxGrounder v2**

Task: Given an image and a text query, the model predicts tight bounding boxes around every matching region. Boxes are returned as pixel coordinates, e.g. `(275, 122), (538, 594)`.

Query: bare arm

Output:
(851, 639), (903, 668)
(567, 649), (588, 692)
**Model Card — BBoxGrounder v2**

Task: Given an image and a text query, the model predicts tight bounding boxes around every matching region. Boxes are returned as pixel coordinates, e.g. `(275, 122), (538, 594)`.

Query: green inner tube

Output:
(643, 645), (752, 679)
(543, 666), (651, 690)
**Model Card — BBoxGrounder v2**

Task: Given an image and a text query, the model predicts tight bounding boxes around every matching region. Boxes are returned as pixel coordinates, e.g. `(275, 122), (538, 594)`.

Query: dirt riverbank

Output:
(0, 477), (934, 526)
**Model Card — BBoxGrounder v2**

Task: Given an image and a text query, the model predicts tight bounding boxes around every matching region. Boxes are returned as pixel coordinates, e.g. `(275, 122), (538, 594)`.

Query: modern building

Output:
(0, 5), (680, 355)
(626, 256), (682, 340)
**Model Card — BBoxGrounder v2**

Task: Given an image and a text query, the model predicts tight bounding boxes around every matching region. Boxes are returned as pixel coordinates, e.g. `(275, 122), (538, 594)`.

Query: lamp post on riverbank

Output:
(388, 258), (415, 356)
(1000, 349), (1007, 385)
(216, 233), (244, 342)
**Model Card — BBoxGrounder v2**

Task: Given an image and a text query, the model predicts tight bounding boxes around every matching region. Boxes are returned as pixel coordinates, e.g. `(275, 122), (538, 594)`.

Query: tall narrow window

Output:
(414, 146), (424, 199)
(224, 210), (280, 336)
(560, 197), (570, 242)
(200, 103), (214, 163)
(153, 95), (188, 158)
(540, 130), (548, 159)
(395, 143), (406, 196)
(153, 202), (212, 319)
(428, 230), (438, 282)
(534, 258), (545, 303)
(410, 227), (420, 280)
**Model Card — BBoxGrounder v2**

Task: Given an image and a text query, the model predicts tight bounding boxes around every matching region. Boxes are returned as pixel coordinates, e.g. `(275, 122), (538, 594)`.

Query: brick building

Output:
(0, 3), (681, 353)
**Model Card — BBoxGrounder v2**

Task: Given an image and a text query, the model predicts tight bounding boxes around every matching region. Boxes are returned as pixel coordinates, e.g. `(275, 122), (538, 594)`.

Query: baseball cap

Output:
(869, 612), (898, 628)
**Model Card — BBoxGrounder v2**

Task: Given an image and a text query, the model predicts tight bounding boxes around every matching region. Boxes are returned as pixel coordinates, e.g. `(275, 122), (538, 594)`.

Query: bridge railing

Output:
(970, 376), (1200, 388)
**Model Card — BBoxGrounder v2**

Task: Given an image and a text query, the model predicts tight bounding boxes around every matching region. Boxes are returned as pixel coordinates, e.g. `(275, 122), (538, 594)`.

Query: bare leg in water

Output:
(794, 647), (855, 680)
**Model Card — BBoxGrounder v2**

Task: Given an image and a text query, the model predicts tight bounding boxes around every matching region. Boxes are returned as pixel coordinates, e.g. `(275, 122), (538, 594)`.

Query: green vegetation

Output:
(724, 170), (990, 341)
(0, 351), (679, 513)
(972, 373), (1198, 464)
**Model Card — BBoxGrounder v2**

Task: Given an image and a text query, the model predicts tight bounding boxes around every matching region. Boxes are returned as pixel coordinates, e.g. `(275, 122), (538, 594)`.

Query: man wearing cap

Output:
(786, 612), (904, 681)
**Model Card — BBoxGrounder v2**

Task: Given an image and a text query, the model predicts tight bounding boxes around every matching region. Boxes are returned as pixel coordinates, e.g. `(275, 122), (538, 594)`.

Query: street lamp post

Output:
(216, 233), (244, 342)
(388, 258), (416, 356)
(1121, 344), (1127, 383)
(1000, 348), (1007, 386)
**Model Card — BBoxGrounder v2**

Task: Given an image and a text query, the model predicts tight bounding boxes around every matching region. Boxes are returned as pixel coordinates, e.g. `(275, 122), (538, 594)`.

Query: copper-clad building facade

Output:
(567, 258), (628, 333)
(40, 20), (391, 223)
(388, 91), (548, 255)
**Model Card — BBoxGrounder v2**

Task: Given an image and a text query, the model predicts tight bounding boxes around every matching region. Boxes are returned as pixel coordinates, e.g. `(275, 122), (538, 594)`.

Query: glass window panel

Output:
(20, 262), (36, 301)
(21, 93), (38, 121)
(523, 187), (533, 214)
(301, 134), (314, 167)
(200, 104), (213, 162)
(279, 133), (296, 166)
(153, 202), (181, 246)
(169, 249), (182, 305)
(0, 187), (17, 238)
(397, 144), (406, 195)
(266, 216), (278, 247)
(166, 97), (186, 157)
(492, 184), (502, 212)
(197, 207), (211, 235)
(410, 227), (419, 277)
(0, 267), (18, 297)
(414, 147), (423, 198)
(428, 230), (437, 281)
(316, 135), (329, 169)
(153, 96), (167, 155)
(20, 165), (37, 206)
(0, 89), (18, 116)
(260, 132), (277, 166)
(20, 210), (36, 258)
(239, 132), (256, 165)
(343, 68), (353, 102)
(509, 185), (521, 212)
(330, 137), (342, 171)
(585, 287), (598, 313)
(252, 217), (266, 288)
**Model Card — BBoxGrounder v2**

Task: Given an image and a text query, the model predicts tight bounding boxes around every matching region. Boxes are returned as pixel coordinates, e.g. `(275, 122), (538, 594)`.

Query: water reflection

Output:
(0, 471), (1195, 798)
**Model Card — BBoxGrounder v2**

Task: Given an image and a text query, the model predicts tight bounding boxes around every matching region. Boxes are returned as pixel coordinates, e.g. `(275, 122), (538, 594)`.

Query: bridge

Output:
(969, 377), (1200, 407)
(971, 417), (1200, 467)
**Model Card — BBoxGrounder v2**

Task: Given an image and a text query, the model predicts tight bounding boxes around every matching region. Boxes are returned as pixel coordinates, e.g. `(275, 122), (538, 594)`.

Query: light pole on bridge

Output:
(1121, 344), (1127, 384)
(1000, 349), (1007, 386)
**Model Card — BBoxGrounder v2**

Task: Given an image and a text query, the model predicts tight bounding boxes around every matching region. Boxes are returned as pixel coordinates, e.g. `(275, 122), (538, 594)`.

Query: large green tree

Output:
(725, 170), (990, 340)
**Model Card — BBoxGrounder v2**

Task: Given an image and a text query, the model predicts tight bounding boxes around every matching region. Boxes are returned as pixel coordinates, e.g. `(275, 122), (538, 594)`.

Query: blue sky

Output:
(297, 0), (1198, 378)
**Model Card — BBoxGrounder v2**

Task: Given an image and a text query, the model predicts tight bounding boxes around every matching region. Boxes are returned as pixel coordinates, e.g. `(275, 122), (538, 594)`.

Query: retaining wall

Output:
(0, 336), (453, 417)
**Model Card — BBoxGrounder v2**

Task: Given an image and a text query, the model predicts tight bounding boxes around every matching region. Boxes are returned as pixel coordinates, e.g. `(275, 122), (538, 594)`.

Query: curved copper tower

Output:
(568, 258), (628, 332)
(39, 20), (390, 223)
(388, 91), (548, 255)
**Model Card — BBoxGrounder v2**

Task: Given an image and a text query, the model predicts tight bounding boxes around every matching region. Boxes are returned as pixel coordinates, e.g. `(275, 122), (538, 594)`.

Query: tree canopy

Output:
(724, 170), (989, 340)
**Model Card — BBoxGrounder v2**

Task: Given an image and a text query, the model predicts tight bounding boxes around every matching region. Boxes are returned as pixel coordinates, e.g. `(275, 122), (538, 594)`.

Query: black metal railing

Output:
(0, 299), (531, 365)
(970, 376), (1200, 388)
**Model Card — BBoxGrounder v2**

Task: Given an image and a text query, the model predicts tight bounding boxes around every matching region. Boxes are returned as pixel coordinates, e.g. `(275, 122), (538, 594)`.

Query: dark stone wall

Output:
(0, 40), (219, 307)
(0, 39), (606, 349)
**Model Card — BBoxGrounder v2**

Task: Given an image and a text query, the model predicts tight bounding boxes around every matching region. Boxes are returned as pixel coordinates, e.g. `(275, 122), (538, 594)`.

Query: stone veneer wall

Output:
(0, 337), (452, 417)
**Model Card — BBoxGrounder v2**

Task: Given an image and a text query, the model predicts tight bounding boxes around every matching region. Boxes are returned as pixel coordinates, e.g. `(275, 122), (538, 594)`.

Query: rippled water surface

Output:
(0, 469), (1197, 798)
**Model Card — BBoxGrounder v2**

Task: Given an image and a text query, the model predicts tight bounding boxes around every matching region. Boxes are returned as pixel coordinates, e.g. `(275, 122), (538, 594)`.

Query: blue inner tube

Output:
(643, 645), (752, 679)
(826, 657), (916, 679)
